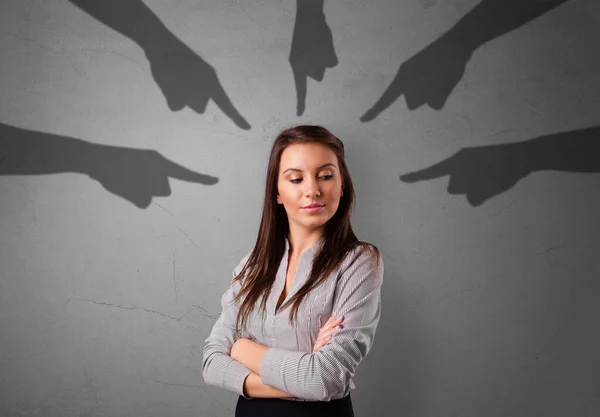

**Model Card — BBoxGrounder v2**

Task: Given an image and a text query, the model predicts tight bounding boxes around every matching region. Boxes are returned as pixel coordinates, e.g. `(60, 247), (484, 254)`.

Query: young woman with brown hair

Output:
(202, 125), (384, 416)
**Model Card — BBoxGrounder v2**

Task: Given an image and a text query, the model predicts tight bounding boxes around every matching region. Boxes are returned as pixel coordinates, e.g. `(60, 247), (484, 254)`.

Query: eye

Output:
(289, 174), (333, 183)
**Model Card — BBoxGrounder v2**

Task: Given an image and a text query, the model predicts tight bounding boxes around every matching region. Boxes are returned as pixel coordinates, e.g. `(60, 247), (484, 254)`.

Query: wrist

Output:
(244, 372), (295, 399)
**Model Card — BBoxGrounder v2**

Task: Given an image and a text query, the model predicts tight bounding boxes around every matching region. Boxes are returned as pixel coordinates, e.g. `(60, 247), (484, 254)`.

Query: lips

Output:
(302, 204), (324, 209)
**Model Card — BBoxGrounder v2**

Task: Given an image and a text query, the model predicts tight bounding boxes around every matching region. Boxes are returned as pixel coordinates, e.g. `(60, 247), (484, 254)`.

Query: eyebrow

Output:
(282, 163), (337, 175)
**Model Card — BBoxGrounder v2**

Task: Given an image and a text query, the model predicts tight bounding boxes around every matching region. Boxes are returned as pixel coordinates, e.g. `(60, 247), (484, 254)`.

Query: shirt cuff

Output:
(224, 360), (253, 399)
(259, 347), (305, 391)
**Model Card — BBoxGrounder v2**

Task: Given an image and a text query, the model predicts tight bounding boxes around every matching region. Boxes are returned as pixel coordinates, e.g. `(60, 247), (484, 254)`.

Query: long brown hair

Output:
(232, 125), (380, 334)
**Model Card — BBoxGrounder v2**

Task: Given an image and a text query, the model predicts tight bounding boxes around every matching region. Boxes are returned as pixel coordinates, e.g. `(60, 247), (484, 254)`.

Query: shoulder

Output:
(232, 249), (254, 281)
(340, 241), (384, 281)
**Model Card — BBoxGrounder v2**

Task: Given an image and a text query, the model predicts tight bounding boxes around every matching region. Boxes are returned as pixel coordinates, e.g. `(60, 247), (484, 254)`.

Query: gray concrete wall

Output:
(1, 0), (599, 416)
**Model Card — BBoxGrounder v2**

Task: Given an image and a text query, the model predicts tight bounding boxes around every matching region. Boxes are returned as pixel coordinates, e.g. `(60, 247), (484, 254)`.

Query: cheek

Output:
(278, 186), (300, 205)
(329, 201), (341, 214)
(326, 182), (342, 198)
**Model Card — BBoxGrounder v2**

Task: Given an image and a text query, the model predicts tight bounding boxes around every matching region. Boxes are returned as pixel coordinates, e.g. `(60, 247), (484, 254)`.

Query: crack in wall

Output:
(72, 296), (189, 322)
(69, 297), (218, 324)
(153, 379), (202, 388)
(153, 201), (175, 216)
(536, 242), (566, 255)
(193, 304), (219, 320)
(172, 250), (179, 300)
(177, 227), (199, 248)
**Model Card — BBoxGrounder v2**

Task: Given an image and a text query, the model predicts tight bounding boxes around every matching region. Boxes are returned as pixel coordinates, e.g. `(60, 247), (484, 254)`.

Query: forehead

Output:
(279, 142), (338, 171)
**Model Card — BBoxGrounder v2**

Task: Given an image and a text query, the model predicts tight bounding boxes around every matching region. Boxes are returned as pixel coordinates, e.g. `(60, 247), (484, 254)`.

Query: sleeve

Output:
(201, 251), (254, 399)
(259, 246), (384, 401)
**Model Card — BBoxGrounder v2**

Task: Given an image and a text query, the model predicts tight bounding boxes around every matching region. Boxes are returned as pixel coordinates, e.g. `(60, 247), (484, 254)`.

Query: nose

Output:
(304, 177), (321, 197)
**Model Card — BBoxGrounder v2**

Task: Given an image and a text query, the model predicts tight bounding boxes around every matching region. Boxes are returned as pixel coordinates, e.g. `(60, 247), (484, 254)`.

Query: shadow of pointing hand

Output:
(69, 0), (250, 130)
(400, 126), (600, 206)
(144, 39), (251, 130)
(401, 142), (531, 206)
(289, 0), (338, 116)
(86, 144), (218, 208)
(0, 122), (218, 209)
(361, 0), (571, 121)
(361, 36), (472, 120)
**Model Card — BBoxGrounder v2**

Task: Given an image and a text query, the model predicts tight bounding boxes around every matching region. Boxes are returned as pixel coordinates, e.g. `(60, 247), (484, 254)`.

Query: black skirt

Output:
(235, 393), (354, 417)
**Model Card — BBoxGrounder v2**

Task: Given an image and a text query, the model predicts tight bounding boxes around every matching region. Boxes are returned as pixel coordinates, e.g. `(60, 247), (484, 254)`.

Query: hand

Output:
(145, 37), (251, 130)
(400, 141), (532, 206)
(361, 33), (473, 121)
(312, 313), (344, 353)
(67, 0), (250, 130)
(87, 146), (218, 208)
(0, 122), (218, 209)
(289, 0), (338, 116)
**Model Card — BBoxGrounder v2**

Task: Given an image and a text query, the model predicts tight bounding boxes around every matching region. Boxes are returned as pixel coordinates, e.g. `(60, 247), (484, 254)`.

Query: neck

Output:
(287, 229), (324, 257)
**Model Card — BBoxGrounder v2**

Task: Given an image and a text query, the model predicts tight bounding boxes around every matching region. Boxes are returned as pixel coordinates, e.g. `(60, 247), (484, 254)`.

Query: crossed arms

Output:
(201, 248), (384, 401)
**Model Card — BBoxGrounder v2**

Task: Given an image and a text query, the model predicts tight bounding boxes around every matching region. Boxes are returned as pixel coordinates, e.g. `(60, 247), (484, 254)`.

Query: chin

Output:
(308, 219), (331, 229)
(296, 219), (326, 229)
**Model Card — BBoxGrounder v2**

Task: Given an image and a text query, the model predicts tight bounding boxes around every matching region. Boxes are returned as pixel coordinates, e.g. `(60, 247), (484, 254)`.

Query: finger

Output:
(330, 316), (344, 327)
(318, 327), (336, 344)
(291, 64), (307, 117)
(326, 324), (343, 337)
(160, 155), (219, 185)
(210, 81), (252, 130)
(360, 72), (405, 122)
(321, 316), (343, 333)
(400, 158), (454, 183)
(314, 334), (332, 351)
(318, 325), (342, 342)
(322, 313), (339, 328)
(315, 328), (340, 351)
(313, 339), (325, 353)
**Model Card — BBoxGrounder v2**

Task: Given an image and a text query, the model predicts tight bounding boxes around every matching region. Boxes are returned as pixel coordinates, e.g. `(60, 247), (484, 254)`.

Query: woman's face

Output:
(277, 142), (344, 235)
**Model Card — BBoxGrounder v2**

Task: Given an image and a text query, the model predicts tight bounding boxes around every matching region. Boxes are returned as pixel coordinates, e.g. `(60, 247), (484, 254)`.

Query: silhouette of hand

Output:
(145, 39), (251, 130)
(0, 122), (218, 209)
(400, 142), (532, 206)
(289, 0), (338, 116)
(87, 146), (218, 209)
(67, 0), (250, 130)
(361, 34), (473, 121)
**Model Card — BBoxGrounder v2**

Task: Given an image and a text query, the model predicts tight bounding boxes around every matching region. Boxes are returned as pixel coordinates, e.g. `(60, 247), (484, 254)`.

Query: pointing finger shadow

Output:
(289, 0), (338, 116)
(0, 122), (218, 209)
(69, 0), (251, 130)
(400, 126), (600, 206)
(361, 0), (571, 121)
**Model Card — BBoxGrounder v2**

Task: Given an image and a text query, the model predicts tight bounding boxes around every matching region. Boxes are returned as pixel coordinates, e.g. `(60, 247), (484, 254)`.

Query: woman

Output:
(202, 125), (384, 417)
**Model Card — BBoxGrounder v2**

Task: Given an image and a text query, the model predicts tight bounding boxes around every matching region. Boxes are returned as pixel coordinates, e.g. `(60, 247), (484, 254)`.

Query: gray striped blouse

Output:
(201, 237), (384, 402)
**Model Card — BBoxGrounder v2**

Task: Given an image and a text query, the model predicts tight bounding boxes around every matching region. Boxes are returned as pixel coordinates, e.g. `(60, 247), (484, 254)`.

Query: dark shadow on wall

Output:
(0, 123), (218, 209)
(360, 0), (571, 121)
(68, 0), (251, 130)
(289, 0), (338, 116)
(400, 126), (600, 206)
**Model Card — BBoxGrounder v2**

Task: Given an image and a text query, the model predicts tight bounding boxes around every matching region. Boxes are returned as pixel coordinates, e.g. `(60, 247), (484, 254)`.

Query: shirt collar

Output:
(284, 235), (325, 258)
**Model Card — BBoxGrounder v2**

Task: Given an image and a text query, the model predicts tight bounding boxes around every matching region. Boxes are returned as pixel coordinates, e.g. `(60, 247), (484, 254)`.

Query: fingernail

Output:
(337, 324), (344, 329)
